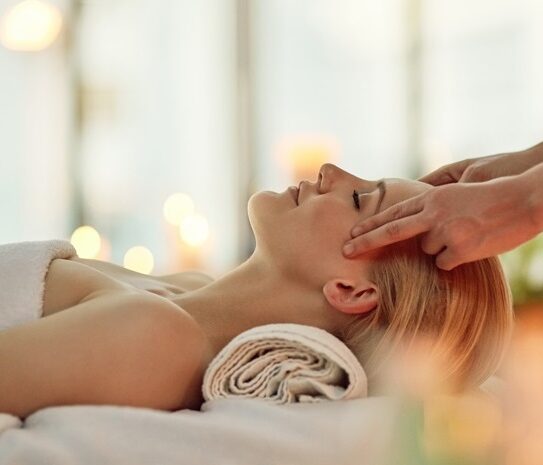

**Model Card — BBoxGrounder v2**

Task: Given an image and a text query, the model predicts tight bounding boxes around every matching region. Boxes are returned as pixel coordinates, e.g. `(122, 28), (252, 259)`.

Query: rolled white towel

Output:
(202, 323), (367, 405)
(0, 239), (77, 331)
(0, 413), (22, 434)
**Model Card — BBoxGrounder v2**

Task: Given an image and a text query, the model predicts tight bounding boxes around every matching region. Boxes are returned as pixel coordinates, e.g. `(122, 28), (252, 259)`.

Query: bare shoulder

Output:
(43, 258), (131, 317)
(159, 270), (215, 292)
(0, 289), (210, 417)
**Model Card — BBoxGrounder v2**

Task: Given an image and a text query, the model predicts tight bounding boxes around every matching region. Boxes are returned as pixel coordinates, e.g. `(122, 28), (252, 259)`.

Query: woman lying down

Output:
(0, 163), (513, 418)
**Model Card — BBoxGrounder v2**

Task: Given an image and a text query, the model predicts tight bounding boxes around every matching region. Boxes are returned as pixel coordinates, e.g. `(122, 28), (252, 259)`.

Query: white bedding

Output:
(0, 397), (399, 465)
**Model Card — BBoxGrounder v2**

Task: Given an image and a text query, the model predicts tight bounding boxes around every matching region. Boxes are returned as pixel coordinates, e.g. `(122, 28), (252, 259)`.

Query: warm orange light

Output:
(276, 134), (340, 181)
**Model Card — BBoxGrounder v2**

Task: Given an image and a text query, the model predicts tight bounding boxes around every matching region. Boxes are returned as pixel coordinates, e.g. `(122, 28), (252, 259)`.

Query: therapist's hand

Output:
(420, 142), (543, 185)
(343, 175), (541, 270)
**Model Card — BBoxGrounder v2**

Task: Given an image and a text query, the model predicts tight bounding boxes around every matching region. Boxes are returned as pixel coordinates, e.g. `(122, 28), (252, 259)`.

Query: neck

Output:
(172, 253), (349, 361)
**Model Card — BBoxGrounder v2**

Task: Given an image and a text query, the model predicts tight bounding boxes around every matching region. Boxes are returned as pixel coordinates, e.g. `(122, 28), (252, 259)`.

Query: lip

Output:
(288, 186), (299, 205)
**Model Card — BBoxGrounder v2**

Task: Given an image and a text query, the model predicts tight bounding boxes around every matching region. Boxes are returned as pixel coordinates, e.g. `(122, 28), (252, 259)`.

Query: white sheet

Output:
(0, 397), (399, 465)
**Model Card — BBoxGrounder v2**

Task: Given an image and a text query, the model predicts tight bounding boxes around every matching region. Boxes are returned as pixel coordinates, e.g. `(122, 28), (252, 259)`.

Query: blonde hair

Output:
(339, 238), (514, 393)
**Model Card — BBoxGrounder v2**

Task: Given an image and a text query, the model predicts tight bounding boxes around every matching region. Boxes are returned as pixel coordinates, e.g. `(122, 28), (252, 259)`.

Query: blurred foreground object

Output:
(375, 313), (543, 465)
(501, 234), (543, 308)
(500, 308), (543, 465)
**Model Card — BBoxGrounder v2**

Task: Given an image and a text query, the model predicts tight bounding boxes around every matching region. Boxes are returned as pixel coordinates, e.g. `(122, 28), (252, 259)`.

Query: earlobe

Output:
(322, 278), (378, 315)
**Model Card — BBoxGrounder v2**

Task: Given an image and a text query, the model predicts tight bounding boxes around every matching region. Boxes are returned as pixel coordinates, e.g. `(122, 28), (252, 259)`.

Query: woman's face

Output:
(248, 163), (431, 287)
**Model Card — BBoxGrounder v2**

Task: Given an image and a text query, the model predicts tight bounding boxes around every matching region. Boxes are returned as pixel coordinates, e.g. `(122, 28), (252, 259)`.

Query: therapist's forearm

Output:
(518, 161), (543, 232)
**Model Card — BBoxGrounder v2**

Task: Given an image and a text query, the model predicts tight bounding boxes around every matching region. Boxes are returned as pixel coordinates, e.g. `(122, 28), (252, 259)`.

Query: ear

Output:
(322, 278), (379, 315)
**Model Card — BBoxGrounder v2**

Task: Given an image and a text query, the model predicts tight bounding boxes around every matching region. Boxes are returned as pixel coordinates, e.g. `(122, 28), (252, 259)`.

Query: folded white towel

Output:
(202, 323), (367, 405)
(0, 239), (77, 331)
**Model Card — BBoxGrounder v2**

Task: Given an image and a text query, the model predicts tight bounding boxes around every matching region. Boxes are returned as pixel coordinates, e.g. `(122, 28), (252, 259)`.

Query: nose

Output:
(318, 163), (345, 194)
(318, 163), (373, 194)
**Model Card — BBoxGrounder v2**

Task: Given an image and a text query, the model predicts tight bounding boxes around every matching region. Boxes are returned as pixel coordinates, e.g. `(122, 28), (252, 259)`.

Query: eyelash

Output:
(352, 190), (360, 210)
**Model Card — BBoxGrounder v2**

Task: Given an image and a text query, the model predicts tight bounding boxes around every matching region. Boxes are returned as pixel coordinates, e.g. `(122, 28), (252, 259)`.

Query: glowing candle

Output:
(276, 134), (340, 182)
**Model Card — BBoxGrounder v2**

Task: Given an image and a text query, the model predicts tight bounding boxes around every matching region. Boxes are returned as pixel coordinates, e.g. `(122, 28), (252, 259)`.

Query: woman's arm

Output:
(0, 290), (208, 418)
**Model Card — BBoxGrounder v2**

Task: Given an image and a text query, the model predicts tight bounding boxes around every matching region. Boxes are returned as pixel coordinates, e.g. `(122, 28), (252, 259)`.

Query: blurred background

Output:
(0, 0), (542, 300)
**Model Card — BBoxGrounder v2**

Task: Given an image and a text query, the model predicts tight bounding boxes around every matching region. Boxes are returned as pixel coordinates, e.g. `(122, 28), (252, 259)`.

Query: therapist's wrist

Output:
(520, 163), (543, 233)
(525, 141), (543, 166)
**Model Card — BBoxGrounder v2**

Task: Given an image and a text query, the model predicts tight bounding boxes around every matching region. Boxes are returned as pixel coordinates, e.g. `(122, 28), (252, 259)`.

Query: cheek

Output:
(289, 204), (355, 283)
(313, 199), (353, 234)
(297, 200), (354, 252)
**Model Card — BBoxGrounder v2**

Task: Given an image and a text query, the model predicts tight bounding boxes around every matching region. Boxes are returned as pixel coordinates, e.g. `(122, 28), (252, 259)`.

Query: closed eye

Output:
(352, 181), (386, 213)
(352, 189), (369, 211)
(352, 190), (361, 210)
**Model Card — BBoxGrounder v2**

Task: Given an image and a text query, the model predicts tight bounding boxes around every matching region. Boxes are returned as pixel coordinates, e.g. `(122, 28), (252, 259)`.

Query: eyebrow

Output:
(374, 180), (386, 215)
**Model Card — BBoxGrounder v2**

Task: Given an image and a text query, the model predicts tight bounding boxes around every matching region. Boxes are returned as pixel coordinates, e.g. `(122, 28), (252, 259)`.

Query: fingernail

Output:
(352, 226), (363, 237)
(343, 243), (354, 256)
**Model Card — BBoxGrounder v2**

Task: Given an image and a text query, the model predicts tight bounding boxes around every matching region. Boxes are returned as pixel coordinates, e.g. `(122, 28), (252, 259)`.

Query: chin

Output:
(247, 190), (277, 215)
(247, 191), (283, 249)
(247, 191), (266, 232)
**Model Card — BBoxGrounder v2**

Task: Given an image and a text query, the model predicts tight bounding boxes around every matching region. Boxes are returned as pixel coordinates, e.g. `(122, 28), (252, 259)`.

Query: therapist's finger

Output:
(418, 160), (469, 186)
(420, 231), (447, 256)
(350, 194), (425, 238)
(343, 214), (429, 257)
(435, 246), (466, 271)
(418, 169), (457, 186)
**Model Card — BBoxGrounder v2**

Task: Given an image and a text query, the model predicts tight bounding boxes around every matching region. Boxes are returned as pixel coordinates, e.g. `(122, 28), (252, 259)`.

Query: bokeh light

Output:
(0, 0), (63, 52)
(179, 214), (209, 247)
(163, 193), (195, 226)
(123, 246), (154, 274)
(70, 225), (101, 259)
(276, 134), (339, 182)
